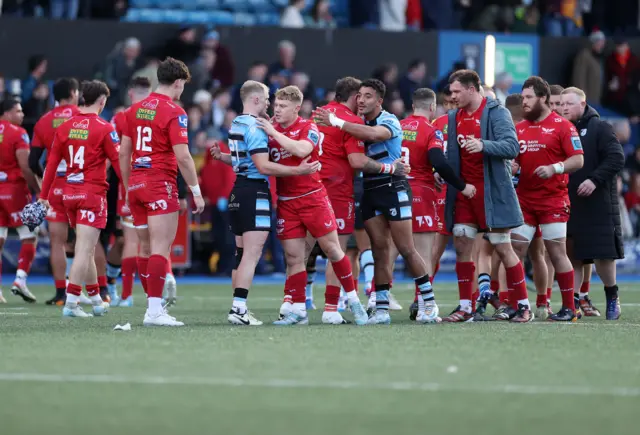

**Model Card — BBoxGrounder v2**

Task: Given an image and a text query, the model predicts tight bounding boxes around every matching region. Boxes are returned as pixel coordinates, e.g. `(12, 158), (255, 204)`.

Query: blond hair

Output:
(275, 86), (303, 104)
(561, 87), (586, 101)
(240, 80), (268, 102)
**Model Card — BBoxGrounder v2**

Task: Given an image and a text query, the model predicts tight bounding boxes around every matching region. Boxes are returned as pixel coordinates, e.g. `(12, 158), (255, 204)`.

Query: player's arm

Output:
(479, 106), (519, 159)
(104, 128), (123, 181)
(588, 121), (625, 186)
(253, 153), (319, 176)
(316, 108), (393, 143)
(16, 149), (41, 194)
(40, 134), (63, 201)
(346, 143), (404, 175)
(29, 125), (45, 177)
(209, 141), (233, 165)
(256, 118), (314, 158)
(118, 134), (133, 191)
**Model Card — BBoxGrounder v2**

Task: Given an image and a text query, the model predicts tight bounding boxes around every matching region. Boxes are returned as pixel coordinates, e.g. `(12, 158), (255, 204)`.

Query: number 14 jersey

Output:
(123, 93), (189, 185)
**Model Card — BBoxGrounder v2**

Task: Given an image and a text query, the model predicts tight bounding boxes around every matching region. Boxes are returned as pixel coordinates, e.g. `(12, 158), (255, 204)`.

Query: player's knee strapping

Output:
(234, 247), (244, 270)
(486, 232), (511, 245)
(16, 225), (36, 241)
(540, 222), (566, 241)
(511, 224), (536, 242)
(452, 224), (478, 239)
(0, 227), (8, 239)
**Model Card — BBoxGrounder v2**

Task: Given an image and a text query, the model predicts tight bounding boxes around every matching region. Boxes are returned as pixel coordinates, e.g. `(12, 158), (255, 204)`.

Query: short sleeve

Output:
(301, 122), (321, 147)
(116, 112), (129, 139)
(345, 133), (364, 155)
(379, 114), (401, 138)
(15, 130), (31, 151)
(246, 124), (268, 155)
(103, 125), (121, 160)
(428, 128), (445, 151)
(561, 122), (583, 158)
(31, 120), (45, 148)
(168, 113), (189, 146)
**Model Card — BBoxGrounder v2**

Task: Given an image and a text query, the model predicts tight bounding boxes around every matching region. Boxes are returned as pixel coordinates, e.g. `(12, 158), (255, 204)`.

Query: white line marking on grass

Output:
(0, 372), (639, 398)
(0, 312), (28, 316)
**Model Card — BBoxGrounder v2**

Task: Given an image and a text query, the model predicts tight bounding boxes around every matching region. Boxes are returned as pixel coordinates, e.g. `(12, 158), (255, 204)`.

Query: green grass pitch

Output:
(1, 282), (639, 435)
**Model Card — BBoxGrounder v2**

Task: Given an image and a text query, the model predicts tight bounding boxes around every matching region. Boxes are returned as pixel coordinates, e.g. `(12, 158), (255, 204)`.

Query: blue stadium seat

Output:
(137, 8), (166, 23)
(185, 10), (217, 23)
(220, 0), (251, 12)
(205, 10), (236, 25)
(234, 12), (257, 26)
(162, 9), (190, 23)
(247, 0), (276, 13)
(256, 12), (280, 26)
(194, 0), (220, 9)
(128, 0), (154, 8)
(150, 0), (184, 8)
(123, 8), (142, 21)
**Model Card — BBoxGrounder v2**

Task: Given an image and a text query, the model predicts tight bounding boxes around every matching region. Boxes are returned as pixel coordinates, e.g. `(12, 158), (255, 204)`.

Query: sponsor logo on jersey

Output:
(402, 130), (417, 141)
(307, 129), (319, 145)
(442, 124), (448, 135)
(402, 120), (419, 131)
(136, 107), (156, 121)
(178, 115), (188, 128)
(52, 108), (74, 128)
(580, 129), (587, 136)
(571, 136), (583, 150)
(142, 99), (159, 110)
(542, 127), (555, 135)
(69, 119), (89, 140)
(110, 131), (120, 143)
(133, 156), (152, 169)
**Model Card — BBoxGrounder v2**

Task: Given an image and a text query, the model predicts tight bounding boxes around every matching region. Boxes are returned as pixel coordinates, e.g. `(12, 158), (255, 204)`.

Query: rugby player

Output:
(119, 57), (205, 327)
(210, 80), (320, 325)
(39, 80), (121, 317)
(512, 76), (584, 322)
(315, 79), (443, 325)
(30, 78), (82, 306)
(441, 70), (532, 323)
(0, 98), (40, 303)
(257, 85), (368, 325)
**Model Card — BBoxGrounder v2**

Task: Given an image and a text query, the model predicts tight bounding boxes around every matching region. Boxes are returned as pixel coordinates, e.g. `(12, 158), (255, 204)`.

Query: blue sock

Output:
(415, 275), (434, 308)
(375, 284), (390, 311)
(106, 262), (121, 280)
(478, 273), (491, 296)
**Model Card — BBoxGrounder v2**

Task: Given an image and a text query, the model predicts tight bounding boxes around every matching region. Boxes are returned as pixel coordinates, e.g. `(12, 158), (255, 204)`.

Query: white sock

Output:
(293, 302), (307, 314)
(460, 299), (472, 313)
(90, 295), (103, 305)
(66, 293), (79, 307)
(345, 290), (359, 303)
(579, 292), (588, 299)
(232, 299), (247, 312)
(16, 269), (27, 280)
(148, 297), (163, 315)
(518, 299), (530, 308)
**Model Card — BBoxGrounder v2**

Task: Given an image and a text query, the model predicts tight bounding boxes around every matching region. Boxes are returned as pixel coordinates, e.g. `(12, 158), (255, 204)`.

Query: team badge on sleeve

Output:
(435, 130), (444, 141)
(110, 131), (120, 143)
(307, 129), (320, 145)
(178, 115), (188, 128)
(571, 136), (582, 150)
(22, 133), (30, 144)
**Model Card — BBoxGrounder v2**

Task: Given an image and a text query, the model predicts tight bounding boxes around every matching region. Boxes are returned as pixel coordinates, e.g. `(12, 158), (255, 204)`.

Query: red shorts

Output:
(276, 189), (337, 240)
(127, 179), (180, 228)
(454, 184), (487, 229)
(410, 183), (438, 233)
(327, 193), (355, 236)
(62, 188), (107, 229)
(435, 187), (450, 235)
(0, 183), (31, 228)
(519, 195), (570, 227)
(46, 178), (68, 223)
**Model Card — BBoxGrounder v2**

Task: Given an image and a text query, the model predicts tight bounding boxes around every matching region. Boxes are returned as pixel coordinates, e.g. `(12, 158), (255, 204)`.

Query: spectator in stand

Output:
(624, 174), (640, 236)
(398, 59), (427, 110)
(211, 88), (232, 134)
(230, 61), (268, 114)
(379, 0), (407, 31)
(22, 81), (51, 136)
(435, 60), (465, 91)
(0, 74), (7, 101)
(604, 37), (640, 116)
(625, 146), (640, 175)
(201, 30), (235, 89)
(309, 0), (336, 28)
(618, 175), (635, 239)
(572, 30), (606, 105)
(613, 119), (634, 157)
(388, 97), (405, 119)
(132, 56), (160, 93)
(50, 0), (78, 20)
(268, 41), (296, 82)
(88, 0), (129, 19)
(281, 0), (306, 28)
(372, 63), (399, 106)
(184, 49), (216, 104)
(290, 72), (314, 101)
(22, 55), (47, 102)
(541, 0), (583, 36)
(186, 104), (204, 146)
(192, 89), (213, 128)
(162, 26), (200, 66)
(493, 72), (512, 105)
(102, 37), (141, 109)
(511, 5), (540, 33)
(482, 85), (496, 100)
(220, 109), (236, 141)
(200, 139), (236, 276)
(300, 100), (314, 119)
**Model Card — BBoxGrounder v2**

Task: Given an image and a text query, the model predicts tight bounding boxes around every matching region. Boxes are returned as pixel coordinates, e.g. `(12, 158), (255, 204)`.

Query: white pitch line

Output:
(0, 312), (28, 316)
(0, 372), (638, 398)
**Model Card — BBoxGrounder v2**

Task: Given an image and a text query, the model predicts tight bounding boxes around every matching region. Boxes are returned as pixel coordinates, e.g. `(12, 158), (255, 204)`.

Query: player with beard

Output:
(257, 86), (368, 326)
(30, 78), (82, 306)
(39, 81), (121, 318)
(0, 99), (40, 304)
(315, 79), (441, 325)
(441, 70), (532, 323)
(512, 76), (584, 322)
(109, 77), (152, 307)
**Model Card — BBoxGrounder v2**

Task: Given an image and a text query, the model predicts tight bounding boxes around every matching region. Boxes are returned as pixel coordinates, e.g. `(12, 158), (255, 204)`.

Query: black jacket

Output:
(568, 105), (625, 260)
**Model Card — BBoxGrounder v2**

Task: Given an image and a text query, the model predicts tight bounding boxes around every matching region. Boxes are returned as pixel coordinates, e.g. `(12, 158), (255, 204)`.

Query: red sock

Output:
(455, 262), (475, 302)
(490, 280), (500, 293)
(121, 257), (137, 299)
(506, 264), (528, 307)
(536, 294), (547, 307)
(86, 283), (100, 297)
(98, 275), (108, 288)
(66, 282), (82, 296)
(146, 255), (168, 298)
(389, 280), (393, 289)
(331, 255), (355, 293)
(17, 242), (36, 274)
(580, 280), (590, 295)
(353, 279), (358, 293)
(556, 270), (576, 311)
(324, 285), (340, 311)
(166, 257), (172, 274)
(55, 279), (66, 290)
(546, 287), (552, 303)
(137, 257), (149, 294)
(288, 271), (307, 304)
(414, 283), (420, 303)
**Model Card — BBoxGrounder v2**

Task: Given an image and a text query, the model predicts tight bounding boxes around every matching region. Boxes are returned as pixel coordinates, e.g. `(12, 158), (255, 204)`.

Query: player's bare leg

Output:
(106, 232), (124, 304)
(93, 241), (109, 303)
(118, 224), (138, 306)
(46, 221), (70, 305)
(543, 228), (577, 321)
(228, 231), (268, 326)
(388, 219), (440, 324)
(142, 212), (184, 326)
(431, 232), (450, 277)
(383, 240), (403, 311)
(316, 230), (368, 325)
(528, 237), (551, 319)
(489, 251), (513, 320)
(578, 262), (600, 316)
(355, 229), (374, 295)
(443, 223), (477, 322)
(364, 215), (393, 324)
(9, 227), (38, 303)
(305, 248), (319, 310)
(323, 234), (350, 323)
(274, 237), (310, 325)
(545, 249), (555, 311)
(63, 224), (108, 318)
